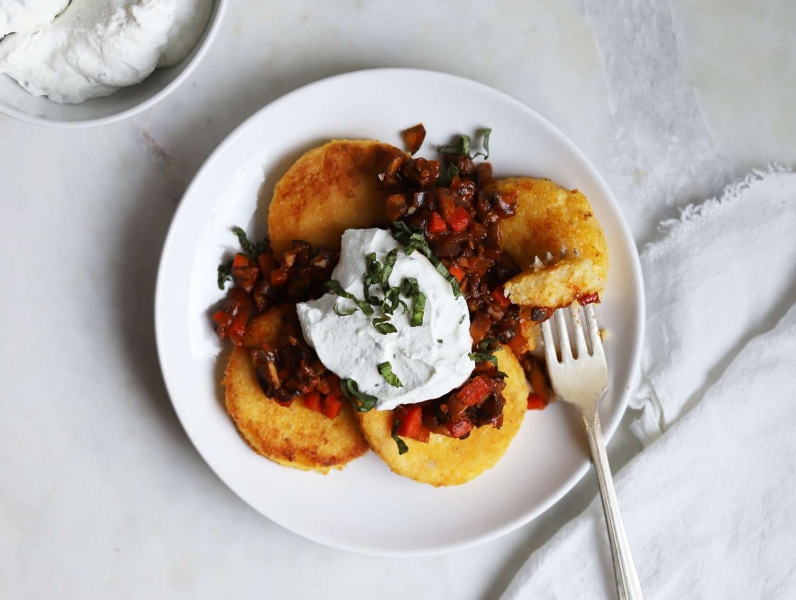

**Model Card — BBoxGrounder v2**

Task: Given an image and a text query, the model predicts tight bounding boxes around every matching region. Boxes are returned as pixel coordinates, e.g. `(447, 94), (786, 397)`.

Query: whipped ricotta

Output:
(0, 0), (213, 104)
(0, 0), (69, 38)
(297, 228), (474, 412)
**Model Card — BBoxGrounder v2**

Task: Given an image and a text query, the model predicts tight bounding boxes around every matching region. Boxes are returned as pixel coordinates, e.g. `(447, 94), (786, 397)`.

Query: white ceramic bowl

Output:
(0, 0), (227, 128)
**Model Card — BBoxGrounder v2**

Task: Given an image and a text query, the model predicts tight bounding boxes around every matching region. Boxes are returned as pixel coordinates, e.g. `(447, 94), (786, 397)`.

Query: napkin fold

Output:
(502, 167), (796, 599)
(632, 166), (796, 445)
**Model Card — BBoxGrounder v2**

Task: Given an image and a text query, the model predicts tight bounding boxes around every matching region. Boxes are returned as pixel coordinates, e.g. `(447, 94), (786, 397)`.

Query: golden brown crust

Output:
(223, 306), (369, 472)
(268, 140), (408, 258)
(356, 348), (529, 486)
(489, 177), (609, 308)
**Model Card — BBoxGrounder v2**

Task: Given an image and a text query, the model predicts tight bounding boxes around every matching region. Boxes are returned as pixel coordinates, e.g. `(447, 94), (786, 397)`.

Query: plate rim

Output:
(154, 67), (645, 557)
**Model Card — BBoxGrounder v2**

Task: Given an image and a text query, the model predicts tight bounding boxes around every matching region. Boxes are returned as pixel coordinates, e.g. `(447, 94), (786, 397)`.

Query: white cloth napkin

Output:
(502, 168), (796, 599)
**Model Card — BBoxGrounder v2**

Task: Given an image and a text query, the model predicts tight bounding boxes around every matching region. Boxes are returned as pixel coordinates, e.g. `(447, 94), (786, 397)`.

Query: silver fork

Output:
(541, 304), (644, 600)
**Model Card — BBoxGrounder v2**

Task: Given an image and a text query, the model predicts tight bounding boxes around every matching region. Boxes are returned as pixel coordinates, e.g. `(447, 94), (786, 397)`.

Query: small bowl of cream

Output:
(0, 0), (227, 128)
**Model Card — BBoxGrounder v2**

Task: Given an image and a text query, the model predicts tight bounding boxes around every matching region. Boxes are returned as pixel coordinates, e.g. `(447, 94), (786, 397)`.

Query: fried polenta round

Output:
(223, 305), (369, 472)
(356, 348), (529, 487)
(488, 177), (609, 309)
(268, 140), (407, 257)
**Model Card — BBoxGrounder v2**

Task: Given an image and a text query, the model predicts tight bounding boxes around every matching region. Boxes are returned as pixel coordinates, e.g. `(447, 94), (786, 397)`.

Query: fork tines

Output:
(541, 304), (603, 364)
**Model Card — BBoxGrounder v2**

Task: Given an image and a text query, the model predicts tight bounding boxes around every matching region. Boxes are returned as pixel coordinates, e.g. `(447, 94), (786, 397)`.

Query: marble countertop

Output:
(1, 1), (793, 598)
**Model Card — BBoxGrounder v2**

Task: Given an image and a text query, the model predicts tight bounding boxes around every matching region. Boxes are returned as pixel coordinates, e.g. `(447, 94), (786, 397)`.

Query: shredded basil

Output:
(217, 259), (233, 290)
(232, 226), (270, 258)
(437, 135), (471, 156)
(381, 248), (399, 288)
(333, 302), (356, 317)
(436, 163), (460, 188)
(391, 419), (409, 455)
(469, 351), (498, 369)
(391, 222), (463, 298)
(378, 361), (403, 388)
(325, 280), (374, 315)
(383, 286), (408, 316)
(472, 129), (492, 160)
(437, 339), (443, 344)
(436, 129), (492, 160)
(325, 280), (353, 299)
(434, 261), (463, 298)
(341, 379), (377, 412)
(372, 317), (398, 335)
(468, 338), (507, 377)
(363, 252), (382, 305)
(411, 292), (426, 327)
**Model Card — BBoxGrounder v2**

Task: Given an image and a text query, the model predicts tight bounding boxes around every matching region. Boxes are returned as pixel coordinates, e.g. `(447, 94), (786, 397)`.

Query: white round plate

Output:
(155, 69), (644, 557)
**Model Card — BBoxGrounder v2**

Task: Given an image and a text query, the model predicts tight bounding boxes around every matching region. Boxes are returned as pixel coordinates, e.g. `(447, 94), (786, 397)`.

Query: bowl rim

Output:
(0, 0), (229, 129)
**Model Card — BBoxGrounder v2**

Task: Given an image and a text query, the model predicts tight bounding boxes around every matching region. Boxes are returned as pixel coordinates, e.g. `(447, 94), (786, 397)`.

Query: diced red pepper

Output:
(491, 287), (511, 310)
(395, 405), (423, 438)
(303, 391), (322, 412)
(448, 265), (465, 283)
(226, 289), (250, 346)
(231, 254), (259, 293)
(427, 211), (448, 234)
(321, 394), (343, 419)
(212, 309), (230, 326)
(447, 206), (471, 233)
(527, 393), (547, 410)
(458, 375), (493, 406)
(578, 292), (600, 305)
(270, 269), (288, 288)
(232, 253), (250, 268)
(413, 424), (431, 443)
(447, 418), (474, 439)
(507, 334), (527, 356)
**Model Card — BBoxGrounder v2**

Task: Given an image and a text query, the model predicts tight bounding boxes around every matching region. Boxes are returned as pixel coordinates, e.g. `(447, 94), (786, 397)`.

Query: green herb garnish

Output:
(391, 222), (462, 298)
(341, 379), (378, 412)
(325, 280), (374, 315)
(436, 129), (492, 160)
(381, 248), (399, 288)
(363, 252), (383, 305)
(437, 135), (471, 156)
(391, 419), (409, 455)
(468, 338), (507, 377)
(436, 163), (460, 188)
(333, 302), (356, 317)
(372, 317), (398, 335)
(378, 361), (403, 388)
(473, 129), (492, 160)
(433, 261), (463, 297)
(382, 286), (406, 315)
(217, 259), (233, 290)
(411, 292), (426, 327)
(232, 226), (270, 258)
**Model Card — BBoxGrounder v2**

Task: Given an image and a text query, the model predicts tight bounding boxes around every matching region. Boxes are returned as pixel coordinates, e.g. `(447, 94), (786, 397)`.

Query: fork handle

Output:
(581, 410), (645, 600)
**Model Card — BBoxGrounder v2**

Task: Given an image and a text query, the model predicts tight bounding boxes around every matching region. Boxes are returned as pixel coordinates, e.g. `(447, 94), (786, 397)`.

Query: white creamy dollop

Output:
(297, 228), (474, 412)
(0, 0), (69, 38)
(0, 0), (213, 104)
